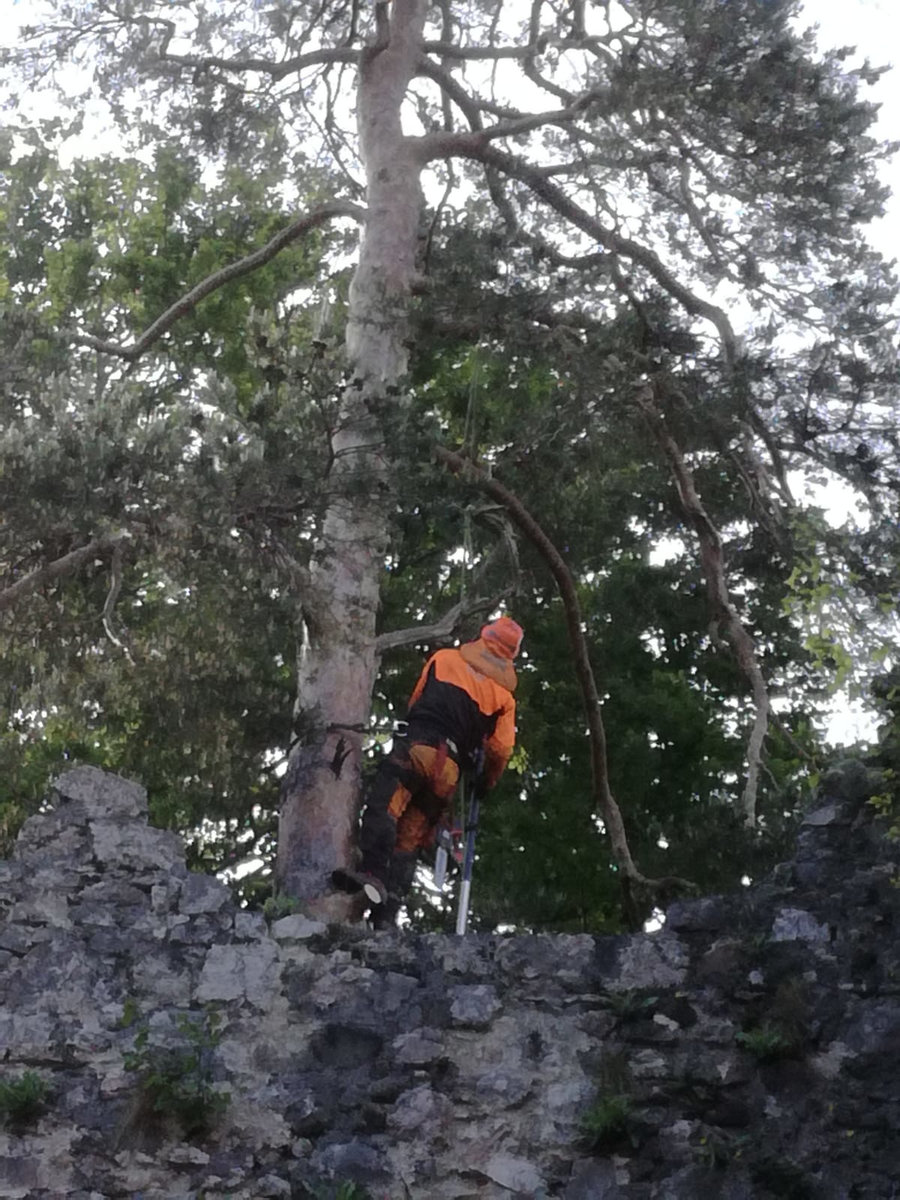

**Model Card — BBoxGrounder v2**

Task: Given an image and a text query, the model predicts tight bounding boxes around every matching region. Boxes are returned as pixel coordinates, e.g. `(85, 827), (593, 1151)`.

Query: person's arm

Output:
(482, 700), (516, 791)
(407, 653), (438, 710)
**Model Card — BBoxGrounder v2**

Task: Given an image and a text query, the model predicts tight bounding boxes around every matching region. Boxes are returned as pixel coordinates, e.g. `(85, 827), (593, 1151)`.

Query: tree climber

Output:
(332, 616), (523, 929)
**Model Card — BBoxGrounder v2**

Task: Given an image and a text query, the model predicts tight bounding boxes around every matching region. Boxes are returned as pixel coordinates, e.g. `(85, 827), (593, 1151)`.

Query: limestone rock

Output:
(196, 941), (280, 1009)
(0, 765), (898, 1199)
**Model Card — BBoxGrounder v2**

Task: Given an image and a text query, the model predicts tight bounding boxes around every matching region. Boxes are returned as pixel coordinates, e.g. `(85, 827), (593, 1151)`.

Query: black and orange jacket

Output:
(405, 638), (517, 790)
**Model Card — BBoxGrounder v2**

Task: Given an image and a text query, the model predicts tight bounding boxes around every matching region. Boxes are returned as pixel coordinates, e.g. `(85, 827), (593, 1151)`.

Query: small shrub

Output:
(264, 893), (301, 922)
(0, 1071), (50, 1127)
(116, 996), (141, 1029)
(868, 779), (900, 841)
(735, 1023), (792, 1061)
(695, 1133), (731, 1170)
(123, 1009), (229, 1138)
(694, 1130), (751, 1170)
(580, 1092), (633, 1149)
(602, 989), (659, 1021)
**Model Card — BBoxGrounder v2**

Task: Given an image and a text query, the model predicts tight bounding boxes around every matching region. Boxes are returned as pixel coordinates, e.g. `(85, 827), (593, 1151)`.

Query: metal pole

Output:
(455, 791), (479, 935)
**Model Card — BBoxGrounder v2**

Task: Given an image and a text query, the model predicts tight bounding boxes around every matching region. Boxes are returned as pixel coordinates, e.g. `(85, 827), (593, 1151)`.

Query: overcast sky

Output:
(804, 0), (898, 258)
(6, 0), (897, 247)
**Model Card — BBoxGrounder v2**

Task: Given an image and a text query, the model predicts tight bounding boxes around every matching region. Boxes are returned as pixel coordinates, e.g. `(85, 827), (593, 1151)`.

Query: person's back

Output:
(406, 630), (518, 777)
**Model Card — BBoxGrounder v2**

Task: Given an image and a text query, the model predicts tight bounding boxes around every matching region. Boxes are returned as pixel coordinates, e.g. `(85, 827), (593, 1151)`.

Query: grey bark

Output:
(274, 0), (429, 909)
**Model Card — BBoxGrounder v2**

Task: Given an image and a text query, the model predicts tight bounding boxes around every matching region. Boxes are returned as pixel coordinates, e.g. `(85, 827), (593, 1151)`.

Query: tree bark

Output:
(275, 0), (428, 911)
(0, 534), (127, 615)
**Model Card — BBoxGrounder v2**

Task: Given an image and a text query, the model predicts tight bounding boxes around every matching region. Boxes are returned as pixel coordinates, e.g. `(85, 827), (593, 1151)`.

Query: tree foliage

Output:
(1, 0), (898, 927)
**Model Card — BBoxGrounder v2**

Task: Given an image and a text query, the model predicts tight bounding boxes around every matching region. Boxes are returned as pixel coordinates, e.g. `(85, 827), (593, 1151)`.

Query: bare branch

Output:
(431, 141), (741, 363)
(634, 387), (770, 826)
(414, 58), (522, 235)
(101, 540), (134, 662)
(675, 159), (726, 271)
(73, 202), (365, 362)
(0, 534), (128, 616)
(155, 18), (357, 80)
(375, 593), (500, 656)
(421, 42), (539, 61)
(416, 56), (484, 130)
(416, 88), (594, 153)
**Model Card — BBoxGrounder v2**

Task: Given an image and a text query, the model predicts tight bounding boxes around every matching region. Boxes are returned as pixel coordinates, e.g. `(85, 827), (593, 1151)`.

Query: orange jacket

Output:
(407, 638), (517, 791)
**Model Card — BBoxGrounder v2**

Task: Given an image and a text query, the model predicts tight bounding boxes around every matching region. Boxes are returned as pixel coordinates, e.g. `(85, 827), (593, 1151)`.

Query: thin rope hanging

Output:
(457, 347), (483, 603)
(461, 344), (481, 459)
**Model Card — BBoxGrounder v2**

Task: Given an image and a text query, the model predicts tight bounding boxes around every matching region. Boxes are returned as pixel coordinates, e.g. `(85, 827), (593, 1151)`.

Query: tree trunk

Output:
(275, 0), (427, 911)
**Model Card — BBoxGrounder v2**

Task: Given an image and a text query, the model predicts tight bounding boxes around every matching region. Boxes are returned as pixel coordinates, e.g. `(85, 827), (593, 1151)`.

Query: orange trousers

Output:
(359, 739), (459, 884)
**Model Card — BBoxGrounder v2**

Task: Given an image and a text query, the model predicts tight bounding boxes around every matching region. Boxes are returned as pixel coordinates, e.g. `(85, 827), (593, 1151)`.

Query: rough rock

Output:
(0, 764), (898, 1198)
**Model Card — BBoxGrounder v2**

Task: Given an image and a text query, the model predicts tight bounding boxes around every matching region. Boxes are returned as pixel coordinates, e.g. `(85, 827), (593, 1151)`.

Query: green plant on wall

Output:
(868, 772), (900, 841)
(735, 1023), (793, 1061)
(694, 1130), (752, 1170)
(263, 893), (302, 923)
(116, 996), (141, 1029)
(737, 976), (812, 1062)
(123, 1009), (229, 1138)
(580, 1050), (635, 1150)
(580, 1091), (633, 1149)
(0, 1071), (50, 1128)
(602, 989), (659, 1022)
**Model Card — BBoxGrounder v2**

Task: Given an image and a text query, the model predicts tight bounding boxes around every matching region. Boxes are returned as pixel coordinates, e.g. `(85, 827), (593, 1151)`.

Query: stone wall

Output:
(1, 764), (898, 1199)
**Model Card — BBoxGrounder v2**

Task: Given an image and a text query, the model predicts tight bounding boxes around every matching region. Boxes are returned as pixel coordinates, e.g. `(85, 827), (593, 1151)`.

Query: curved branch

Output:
(435, 444), (695, 919)
(154, 17), (357, 80)
(0, 534), (128, 615)
(101, 540), (134, 662)
(421, 137), (740, 362)
(416, 56), (484, 130)
(375, 593), (500, 656)
(634, 388), (770, 826)
(73, 202), (366, 362)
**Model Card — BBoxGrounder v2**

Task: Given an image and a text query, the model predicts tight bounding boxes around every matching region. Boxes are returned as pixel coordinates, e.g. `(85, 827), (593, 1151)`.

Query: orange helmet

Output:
(480, 616), (524, 660)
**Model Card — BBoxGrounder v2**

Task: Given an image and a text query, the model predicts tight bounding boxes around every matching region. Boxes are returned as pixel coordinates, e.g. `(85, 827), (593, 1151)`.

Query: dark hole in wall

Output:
(310, 1023), (384, 1069)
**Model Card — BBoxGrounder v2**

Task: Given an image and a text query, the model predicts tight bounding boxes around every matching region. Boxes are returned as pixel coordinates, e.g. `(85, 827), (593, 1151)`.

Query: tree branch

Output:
(634, 387), (770, 827)
(422, 41), (544, 61)
(73, 202), (366, 361)
(420, 138), (740, 362)
(154, 18), (357, 80)
(416, 56), (484, 130)
(0, 534), (129, 615)
(416, 94), (594, 154)
(435, 444), (695, 922)
(375, 593), (499, 656)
